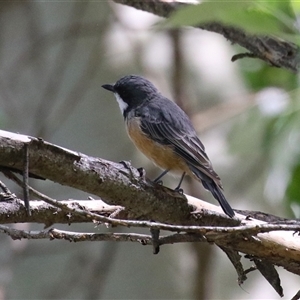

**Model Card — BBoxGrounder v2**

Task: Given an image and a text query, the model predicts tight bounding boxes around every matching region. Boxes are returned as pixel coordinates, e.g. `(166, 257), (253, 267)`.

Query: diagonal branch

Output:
(0, 129), (234, 226)
(0, 129), (300, 278)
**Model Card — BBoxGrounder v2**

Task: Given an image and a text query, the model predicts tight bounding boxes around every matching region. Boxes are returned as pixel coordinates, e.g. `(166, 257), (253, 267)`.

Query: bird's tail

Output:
(187, 164), (235, 217)
(202, 180), (235, 218)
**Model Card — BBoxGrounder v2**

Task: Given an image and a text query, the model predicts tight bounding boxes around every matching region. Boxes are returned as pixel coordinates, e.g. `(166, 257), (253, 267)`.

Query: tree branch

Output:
(111, 0), (299, 72)
(0, 197), (123, 226)
(0, 129), (300, 289)
(0, 129), (233, 226)
(0, 225), (207, 245)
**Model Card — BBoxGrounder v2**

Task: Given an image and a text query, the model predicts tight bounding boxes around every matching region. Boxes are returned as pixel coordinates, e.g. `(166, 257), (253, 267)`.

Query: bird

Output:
(102, 75), (235, 218)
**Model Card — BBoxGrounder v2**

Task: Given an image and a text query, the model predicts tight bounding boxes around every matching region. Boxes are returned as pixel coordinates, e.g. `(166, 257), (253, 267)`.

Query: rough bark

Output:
(0, 129), (300, 289)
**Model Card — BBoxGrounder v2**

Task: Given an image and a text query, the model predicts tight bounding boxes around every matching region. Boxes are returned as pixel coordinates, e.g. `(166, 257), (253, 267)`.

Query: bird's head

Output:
(102, 75), (159, 116)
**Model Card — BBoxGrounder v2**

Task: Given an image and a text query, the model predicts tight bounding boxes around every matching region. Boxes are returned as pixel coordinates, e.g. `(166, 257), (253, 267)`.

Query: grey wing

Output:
(138, 103), (222, 186)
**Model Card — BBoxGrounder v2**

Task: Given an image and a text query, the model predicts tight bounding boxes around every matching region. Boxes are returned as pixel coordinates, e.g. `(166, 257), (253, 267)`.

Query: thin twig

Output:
(22, 143), (31, 215)
(2, 172), (300, 237)
(231, 52), (258, 62)
(3, 170), (130, 226)
(0, 180), (12, 194)
(0, 224), (205, 246)
(150, 228), (160, 254)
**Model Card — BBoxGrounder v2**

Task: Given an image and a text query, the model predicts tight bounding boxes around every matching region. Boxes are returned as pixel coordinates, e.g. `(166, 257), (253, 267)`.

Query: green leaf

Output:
(286, 161), (300, 205)
(290, 0), (300, 15)
(166, 0), (294, 35)
(256, 0), (296, 33)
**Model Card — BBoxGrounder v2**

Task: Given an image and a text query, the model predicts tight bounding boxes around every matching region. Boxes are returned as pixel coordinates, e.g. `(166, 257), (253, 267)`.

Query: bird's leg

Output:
(174, 172), (185, 194)
(23, 144), (31, 216)
(153, 169), (170, 185)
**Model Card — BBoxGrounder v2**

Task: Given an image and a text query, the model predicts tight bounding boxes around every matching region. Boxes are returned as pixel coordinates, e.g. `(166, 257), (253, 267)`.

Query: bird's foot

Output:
(119, 160), (140, 180)
(174, 187), (184, 194)
(137, 167), (146, 180)
(119, 160), (132, 169)
(153, 179), (163, 186)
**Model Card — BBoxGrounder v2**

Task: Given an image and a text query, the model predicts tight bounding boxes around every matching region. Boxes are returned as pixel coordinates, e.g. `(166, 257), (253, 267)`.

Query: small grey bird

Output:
(102, 75), (234, 218)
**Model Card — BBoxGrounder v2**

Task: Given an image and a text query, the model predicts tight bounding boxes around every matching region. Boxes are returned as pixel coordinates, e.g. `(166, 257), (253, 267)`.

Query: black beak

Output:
(102, 84), (115, 92)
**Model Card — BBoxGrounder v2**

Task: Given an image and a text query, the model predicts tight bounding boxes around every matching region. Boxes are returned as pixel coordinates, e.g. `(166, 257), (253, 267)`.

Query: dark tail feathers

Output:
(202, 181), (235, 218)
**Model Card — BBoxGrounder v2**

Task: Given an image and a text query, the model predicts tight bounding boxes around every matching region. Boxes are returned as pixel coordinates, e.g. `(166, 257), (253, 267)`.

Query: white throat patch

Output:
(114, 93), (128, 114)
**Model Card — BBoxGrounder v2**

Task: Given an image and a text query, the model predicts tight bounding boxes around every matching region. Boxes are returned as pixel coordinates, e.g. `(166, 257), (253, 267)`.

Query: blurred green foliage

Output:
(287, 160), (300, 205)
(167, 0), (297, 37)
(242, 63), (298, 91)
(232, 67), (300, 213)
(167, 0), (300, 214)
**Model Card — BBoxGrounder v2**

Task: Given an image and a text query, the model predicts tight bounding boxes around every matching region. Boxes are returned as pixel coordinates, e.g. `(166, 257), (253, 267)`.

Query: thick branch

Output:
(112, 0), (299, 72)
(0, 130), (300, 278)
(0, 130), (234, 226)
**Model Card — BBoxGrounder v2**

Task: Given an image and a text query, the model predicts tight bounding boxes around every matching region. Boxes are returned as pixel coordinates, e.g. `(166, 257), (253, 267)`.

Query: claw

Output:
(119, 160), (132, 169)
(137, 167), (146, 179)
(174, 187), (184, 194)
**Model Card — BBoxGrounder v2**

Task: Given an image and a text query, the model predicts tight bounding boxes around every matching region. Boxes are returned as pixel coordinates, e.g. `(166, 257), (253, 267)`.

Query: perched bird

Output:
(102, 75), (235, 218)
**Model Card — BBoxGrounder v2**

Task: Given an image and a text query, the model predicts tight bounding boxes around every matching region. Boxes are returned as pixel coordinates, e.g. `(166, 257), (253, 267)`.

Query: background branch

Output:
(112, 0), (299, 72)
